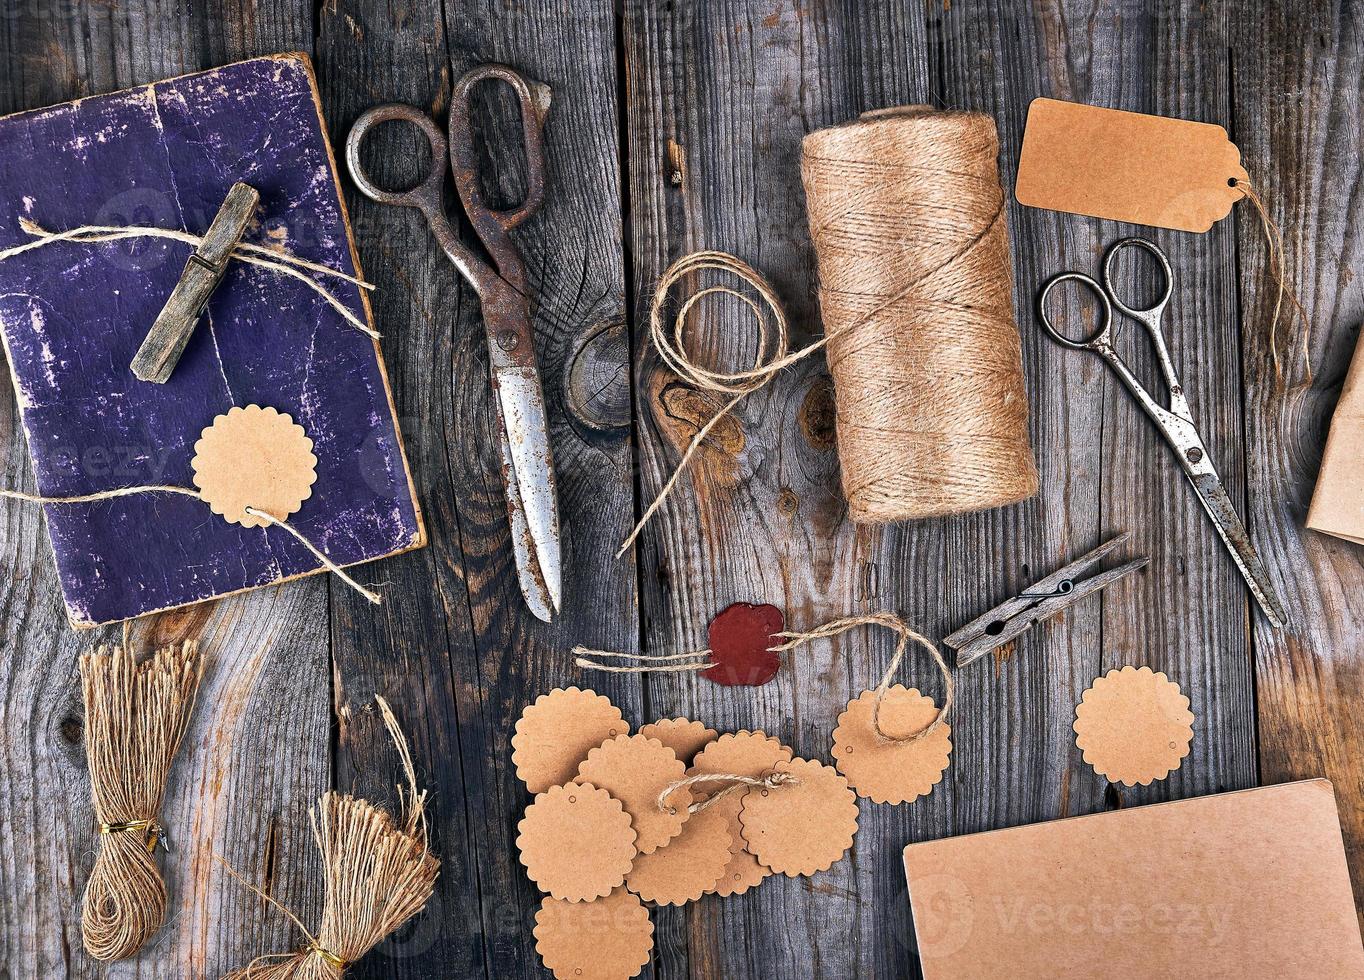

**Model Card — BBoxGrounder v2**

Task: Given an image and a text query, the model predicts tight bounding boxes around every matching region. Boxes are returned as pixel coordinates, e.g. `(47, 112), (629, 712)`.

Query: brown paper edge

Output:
(1307, 329), (1364, 543)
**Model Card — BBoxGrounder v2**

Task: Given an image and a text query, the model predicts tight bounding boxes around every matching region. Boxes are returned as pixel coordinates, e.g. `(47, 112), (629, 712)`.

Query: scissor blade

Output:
(1186, 472), (1288, 629)
(494, 366), (561, 620)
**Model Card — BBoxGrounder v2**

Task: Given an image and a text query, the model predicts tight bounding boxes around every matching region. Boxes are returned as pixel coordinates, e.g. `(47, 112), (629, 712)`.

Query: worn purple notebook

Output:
(0, 54), (424, 626)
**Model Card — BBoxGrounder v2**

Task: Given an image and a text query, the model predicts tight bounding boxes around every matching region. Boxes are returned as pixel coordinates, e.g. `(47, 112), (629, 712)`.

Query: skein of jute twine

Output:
(575, 611), (954, 744)
(80, 631), (203, 961)
(803, 106), (1037, 522)
(618, 108), (1038, 553)
(219, 696), (439, 980)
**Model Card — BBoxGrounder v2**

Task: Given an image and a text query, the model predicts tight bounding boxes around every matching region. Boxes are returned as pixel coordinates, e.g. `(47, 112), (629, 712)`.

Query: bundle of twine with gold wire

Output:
(801, 106), (1039, 522)
(80, 638), (202, 961)
(221, 697), (439, 979)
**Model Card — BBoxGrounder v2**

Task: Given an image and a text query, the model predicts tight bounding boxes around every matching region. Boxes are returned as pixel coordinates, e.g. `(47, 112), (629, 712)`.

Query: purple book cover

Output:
(0, 54), (424, 626)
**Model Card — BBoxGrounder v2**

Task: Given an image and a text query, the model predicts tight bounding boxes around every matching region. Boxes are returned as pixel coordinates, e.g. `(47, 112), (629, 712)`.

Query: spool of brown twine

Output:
(801, 106), (1038, 522)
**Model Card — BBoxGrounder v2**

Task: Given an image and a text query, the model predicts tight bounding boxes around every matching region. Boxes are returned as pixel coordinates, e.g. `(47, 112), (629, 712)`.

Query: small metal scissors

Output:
(1038, 237), (1287, 629)
(346, 64), (561, 621)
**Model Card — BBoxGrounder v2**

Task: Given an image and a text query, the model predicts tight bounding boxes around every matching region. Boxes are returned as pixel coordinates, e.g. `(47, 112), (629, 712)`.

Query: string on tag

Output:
(575, 611), (953, 743)
(655, 770), (800, 816)
(1232, 180), (1311, 382)
(0, 218), (380, 338)
(0, 486), (380, 604)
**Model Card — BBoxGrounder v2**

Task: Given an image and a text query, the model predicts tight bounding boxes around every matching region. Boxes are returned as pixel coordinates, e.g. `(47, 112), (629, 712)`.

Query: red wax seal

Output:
(703, 603), (784, 686)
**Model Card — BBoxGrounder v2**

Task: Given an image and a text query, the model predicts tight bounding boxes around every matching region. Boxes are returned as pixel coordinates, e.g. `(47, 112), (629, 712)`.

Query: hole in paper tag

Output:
(832, 686), (952, 804)
(190, 405), (317, 527)
(513, 688), (630, 794)
(739, 758), (858, 877)
(1015, 98), (1248, 233)
(575, 734), (691, 855)
(517, 783), (637, 902)
(533, 886), (654, 980)
(702, 602), (784, 686)
(638, 718), (718, 766)
(1073, 665), (1194, 787)
(625, 805), (733, 906)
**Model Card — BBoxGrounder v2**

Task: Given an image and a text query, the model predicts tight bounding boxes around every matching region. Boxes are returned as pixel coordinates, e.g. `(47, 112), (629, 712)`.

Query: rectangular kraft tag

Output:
(1015, 98), (1249, 233)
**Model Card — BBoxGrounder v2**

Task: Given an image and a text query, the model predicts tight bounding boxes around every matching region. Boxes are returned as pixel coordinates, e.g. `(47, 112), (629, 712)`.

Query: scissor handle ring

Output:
(448, 63), (552, 231)
(345, 104), (449, 210)
(1102, 237), (1174, 320)
(1038, 272), (1113, 350)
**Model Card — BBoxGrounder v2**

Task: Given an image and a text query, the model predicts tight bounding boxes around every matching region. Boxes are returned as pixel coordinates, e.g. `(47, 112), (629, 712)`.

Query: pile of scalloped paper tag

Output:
(513, 686), (952, 980)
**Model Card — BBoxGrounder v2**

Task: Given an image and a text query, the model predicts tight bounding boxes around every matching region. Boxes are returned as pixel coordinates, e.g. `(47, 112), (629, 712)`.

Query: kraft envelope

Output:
(903, 780), (1363, 978)
(1308, 331), (1364, 545)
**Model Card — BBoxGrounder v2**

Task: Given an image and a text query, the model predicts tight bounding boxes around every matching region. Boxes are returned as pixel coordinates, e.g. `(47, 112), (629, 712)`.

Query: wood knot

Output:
(658, 383), (745, 455)
(59, 715), (83, 746)
(564, 316), (631, 433)
(798, 376), (836, 450)
(776, 488), (799, 517)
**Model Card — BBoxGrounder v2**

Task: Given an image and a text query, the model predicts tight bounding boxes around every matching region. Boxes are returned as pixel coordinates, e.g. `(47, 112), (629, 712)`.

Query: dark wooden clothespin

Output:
(130, 181), (259, 383)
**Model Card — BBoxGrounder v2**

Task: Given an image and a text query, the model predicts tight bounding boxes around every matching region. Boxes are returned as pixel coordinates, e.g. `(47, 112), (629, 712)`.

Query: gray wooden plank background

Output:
(0, 1), (1359, 978)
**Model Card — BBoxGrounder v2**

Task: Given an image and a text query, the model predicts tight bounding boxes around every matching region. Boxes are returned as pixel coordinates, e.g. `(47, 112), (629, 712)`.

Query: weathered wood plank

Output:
(1231, 0), (1364, 920)
(0, 3), (330, 979)
(318, 1), (638, 977)
(1087, 1), (1258, 809)
(621, 3), (941, 978)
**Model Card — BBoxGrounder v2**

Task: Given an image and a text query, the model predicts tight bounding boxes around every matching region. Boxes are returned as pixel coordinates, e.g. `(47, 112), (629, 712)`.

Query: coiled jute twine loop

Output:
(620, 108), (1038, 552)
(80, 636), (202, 961)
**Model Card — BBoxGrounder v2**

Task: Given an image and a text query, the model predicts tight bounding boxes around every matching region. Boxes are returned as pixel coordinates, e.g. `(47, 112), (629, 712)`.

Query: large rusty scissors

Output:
(1038, 237), (1287, 629)
(346, 64), (561, 621)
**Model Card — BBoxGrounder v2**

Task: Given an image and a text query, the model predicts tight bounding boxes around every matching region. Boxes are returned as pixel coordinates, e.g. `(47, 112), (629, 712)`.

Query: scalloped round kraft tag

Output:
(690, 731), (794, 896)
(831, 686), (952, 804)
(739, 758), (858, 878)
(191, 404), (317, 528)
(534, 886), (654, 980)
(638, 718), (718, 766)
(625, 805), (733, 906)
(517, 783), (637, 902)
(575, 734), (691, 855)
(513, 688), (630, 794)
(1073, 665), (1194, 787)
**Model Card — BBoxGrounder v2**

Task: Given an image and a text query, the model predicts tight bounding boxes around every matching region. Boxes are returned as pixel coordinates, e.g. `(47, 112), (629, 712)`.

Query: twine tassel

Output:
(220, 697), (439, 980)
(80, 639), (202, 961)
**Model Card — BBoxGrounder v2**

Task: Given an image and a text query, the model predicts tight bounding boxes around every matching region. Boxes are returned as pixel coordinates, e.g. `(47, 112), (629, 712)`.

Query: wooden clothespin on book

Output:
(129, 181), (259, 383)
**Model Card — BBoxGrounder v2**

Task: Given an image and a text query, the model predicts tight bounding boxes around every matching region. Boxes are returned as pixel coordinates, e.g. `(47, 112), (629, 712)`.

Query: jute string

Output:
(655, 770), (801, 816)
(80, 638), (202, 961)
(0, 218), (379, 338)
(802, 107), (1037, 521)
(619, 109), (1039, 553)
(575, 611), (953, 743)
(220, 696), (439, 980)
(1233, 180), (1312, 381)
(0, 487), (380, 604)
